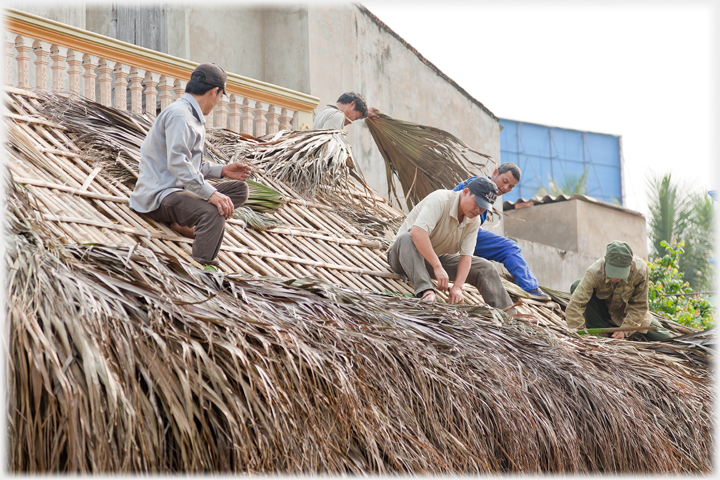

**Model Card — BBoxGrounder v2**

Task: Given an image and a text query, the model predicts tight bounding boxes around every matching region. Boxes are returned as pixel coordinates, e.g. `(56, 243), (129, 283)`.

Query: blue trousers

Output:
(474, 229), (539, 291)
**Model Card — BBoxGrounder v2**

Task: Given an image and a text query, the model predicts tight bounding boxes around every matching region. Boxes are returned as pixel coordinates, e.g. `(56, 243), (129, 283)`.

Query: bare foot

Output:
(170, 222), (195, 239)
(421, 289), (436, 302)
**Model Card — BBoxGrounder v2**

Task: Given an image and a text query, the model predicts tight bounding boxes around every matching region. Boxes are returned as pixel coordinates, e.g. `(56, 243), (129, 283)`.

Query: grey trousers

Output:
(387, 232), (513, 309)
(142, 181), (249, 266)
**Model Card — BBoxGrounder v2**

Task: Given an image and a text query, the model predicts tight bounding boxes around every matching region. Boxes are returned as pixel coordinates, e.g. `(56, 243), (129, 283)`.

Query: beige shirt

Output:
(313, 104), (345, 130)
(392, 189), (481, 256)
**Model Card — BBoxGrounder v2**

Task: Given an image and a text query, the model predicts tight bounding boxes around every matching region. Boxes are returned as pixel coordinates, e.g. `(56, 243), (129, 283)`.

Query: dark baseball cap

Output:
(191, 63), (227, 90)
(605, 240), (633, 279)
(466, 177), (498, 210)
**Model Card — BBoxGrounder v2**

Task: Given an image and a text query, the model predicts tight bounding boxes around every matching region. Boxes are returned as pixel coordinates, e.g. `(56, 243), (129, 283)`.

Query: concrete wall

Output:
(504, 199), (648, 260)
(306, 4), (502, 220)
(14, 4), (87, 29)
(509, 238), (599, 292)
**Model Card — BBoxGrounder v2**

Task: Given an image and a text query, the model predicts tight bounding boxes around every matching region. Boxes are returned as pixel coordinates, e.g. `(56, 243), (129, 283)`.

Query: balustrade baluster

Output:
(204, 110), (214, 128)
(216, 95), (228, 129)
(158, 75), (173, 111)
(5, 32), (14, 86)
(144, 71), (159, 117)
(240, 98), (254, 134)
(66, 49), (82, 95)
(15, 35), (31, 90)
(172, 79), (186, 100)
(254, 101), (268, 137)
(97, 59), (112, 106)
(280, 107), (294, 130)
(128, 68), (145, 113)
(113, 62), (130, 111)
(50, 45), (68, 93)
(82, 54), (99, 101)
(32, 40), (51, 92)
(267, 105), (280, 134)
(228, 95), (241, 133)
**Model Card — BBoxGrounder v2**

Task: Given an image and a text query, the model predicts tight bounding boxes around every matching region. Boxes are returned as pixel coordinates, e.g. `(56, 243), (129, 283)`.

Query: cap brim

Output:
(475, 196), (492, 211)
(605, 263), (630, 279)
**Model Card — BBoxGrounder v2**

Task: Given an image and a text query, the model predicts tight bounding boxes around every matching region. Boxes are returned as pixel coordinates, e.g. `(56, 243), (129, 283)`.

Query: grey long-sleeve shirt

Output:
(129, 93), (224, 213)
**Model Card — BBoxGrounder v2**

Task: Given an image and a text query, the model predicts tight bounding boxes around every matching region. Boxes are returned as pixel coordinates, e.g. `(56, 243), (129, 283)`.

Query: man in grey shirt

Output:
(130, 63), (252, 268)
(313, 92), (379, 129)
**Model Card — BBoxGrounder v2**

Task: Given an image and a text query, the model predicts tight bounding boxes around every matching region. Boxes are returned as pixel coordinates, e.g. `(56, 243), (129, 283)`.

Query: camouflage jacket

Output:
(565, 255), (653, 332)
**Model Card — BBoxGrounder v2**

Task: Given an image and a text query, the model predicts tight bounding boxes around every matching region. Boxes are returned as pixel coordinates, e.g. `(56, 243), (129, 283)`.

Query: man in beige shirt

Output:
(387, 177), (513, 309)
(313, 92), (379, 129)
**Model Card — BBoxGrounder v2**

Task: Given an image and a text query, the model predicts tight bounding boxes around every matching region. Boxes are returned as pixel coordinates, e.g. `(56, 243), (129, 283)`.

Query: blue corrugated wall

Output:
(499, 119), (622, 205)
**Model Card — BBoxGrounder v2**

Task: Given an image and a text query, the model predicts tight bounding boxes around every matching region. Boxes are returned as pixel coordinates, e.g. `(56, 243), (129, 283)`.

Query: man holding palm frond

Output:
(313, 92), (379, 129)
(453, 163), (552, 302)
(387, 177), (514, 310)
(130, 63), (252, 270)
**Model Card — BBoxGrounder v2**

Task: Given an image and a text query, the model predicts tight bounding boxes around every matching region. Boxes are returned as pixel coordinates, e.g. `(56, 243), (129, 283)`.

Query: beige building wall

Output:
(504, 198), (648, 263)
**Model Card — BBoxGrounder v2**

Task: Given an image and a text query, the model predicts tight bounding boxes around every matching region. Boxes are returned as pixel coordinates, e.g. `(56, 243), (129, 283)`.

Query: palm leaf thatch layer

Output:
(366, 113), (496, 209)
(4, 88), (714, 473)
(6, 179), (713, 473)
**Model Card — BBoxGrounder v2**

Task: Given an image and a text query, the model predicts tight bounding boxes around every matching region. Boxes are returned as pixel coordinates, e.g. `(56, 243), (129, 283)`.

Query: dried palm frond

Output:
(366, 113), (496, 209)
(5, 174), (714, 474)
(245, 129), (368, 198)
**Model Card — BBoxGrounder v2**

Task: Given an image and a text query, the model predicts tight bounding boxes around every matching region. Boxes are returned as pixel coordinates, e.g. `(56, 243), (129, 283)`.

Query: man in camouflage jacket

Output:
(566, 241), (672, 341)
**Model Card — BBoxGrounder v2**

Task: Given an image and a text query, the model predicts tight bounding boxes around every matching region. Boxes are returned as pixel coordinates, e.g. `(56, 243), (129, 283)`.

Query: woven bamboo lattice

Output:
(4, 87), (713, 474)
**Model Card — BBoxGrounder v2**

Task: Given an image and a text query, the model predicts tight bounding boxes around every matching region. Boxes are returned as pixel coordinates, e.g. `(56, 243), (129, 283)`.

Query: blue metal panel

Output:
(499, 119), (622, 205)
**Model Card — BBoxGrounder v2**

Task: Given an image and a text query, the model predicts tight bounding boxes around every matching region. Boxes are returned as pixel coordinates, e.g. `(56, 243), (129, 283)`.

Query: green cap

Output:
(605, 241), (633, 279)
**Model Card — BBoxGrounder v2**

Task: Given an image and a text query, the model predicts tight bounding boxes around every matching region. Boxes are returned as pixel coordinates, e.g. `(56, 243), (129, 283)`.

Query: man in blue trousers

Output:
(453, 162), (552, 301)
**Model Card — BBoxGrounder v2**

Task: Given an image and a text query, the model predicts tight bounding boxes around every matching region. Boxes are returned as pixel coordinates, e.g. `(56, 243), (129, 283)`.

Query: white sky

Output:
(362, 1), (718, 216)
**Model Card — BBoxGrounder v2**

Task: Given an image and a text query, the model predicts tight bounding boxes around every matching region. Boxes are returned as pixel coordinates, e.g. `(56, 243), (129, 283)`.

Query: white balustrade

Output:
(82, 54), (99, 101)
(144, 71), (160, 117)
(32, 40), (50, 92)
(5, 32), (14, 86)
(50, 45), (68, 93)
(113, 62), (130, 111)
(280, 108), (293, 131)
(128, 67), (144, 114)
(267, 105), (280, 134)
(15, 35), (30, 89)
(240, 98), (254, 135)
(158, 75), (173, 110)
(97, 58), (112, 106)
(228, 95), (241, 133)
(172, 79), (186, 100)
(5, 11), (318, 134)
(216, 95), (228, 129)
(254, 101), (268, 137)
(66, 49), (82, 95)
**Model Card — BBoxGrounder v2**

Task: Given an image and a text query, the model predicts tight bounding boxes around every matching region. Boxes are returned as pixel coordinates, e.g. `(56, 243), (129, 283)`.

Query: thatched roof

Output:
(4, 87), (714, 473)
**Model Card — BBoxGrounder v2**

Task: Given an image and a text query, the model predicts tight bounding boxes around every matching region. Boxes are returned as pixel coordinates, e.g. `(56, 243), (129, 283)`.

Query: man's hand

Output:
(611, 331), (626, 340)
(367, 106), (380, 119)
(221, 162), (252, 181)
(208, 191), (235, 219)
(433, 264), (449, 292)
(448, 284), (465, 305)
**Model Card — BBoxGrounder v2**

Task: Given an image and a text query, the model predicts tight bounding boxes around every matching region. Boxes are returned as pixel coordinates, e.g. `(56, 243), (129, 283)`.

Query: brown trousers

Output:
(387, 232), (513, 309)
(143, 181), (249, 265)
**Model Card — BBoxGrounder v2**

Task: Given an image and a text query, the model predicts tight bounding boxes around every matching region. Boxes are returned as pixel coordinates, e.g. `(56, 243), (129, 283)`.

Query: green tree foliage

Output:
(648, 240), (714, 330)
(646, 173), (715, 291)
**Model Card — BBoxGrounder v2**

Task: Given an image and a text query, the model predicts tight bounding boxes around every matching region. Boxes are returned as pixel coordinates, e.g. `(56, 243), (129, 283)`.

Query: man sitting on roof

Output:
(129, 63), (252, 270)
(566, 241), (672, 341)
(313, 92), (379, 129)
(453, 162), (551, 301)
(387, 177), (514, 310)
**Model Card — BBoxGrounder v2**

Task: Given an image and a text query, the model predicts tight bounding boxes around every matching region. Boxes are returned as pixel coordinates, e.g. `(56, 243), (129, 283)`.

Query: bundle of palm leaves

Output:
(366, 113), (496, 209)
(5, 175), (713, 474)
